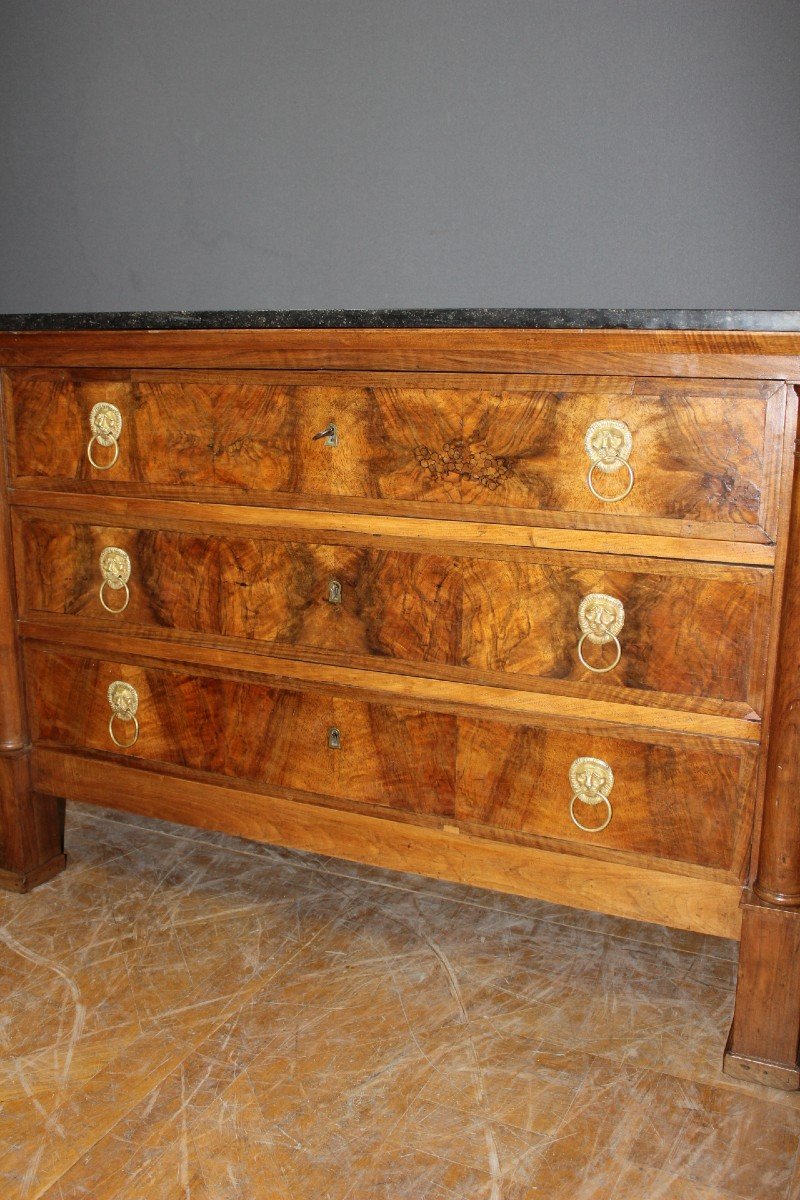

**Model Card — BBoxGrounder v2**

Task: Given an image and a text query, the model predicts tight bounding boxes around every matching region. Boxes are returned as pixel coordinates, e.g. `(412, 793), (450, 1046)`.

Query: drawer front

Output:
(26, 646), (755, 874)
(459, 552), (771, 715)
(26, 648), (456, 819)
(6, 370), (785, 538)
(457, 718), (756, 874)
(17, 518), (461, 669)
(18, 517), (771, 713)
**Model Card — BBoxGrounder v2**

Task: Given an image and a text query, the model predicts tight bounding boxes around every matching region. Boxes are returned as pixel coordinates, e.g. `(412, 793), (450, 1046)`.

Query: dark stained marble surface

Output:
(1, 308), (799, 332)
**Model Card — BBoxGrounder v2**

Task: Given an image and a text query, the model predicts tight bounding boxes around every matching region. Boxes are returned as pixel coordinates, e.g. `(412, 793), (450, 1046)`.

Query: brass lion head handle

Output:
(107, 680), (139, 748)
(99, 547), (131, 614)
(87, 403), (123, 470)
(577, 592), (624, 674)
(584, 419), (634, 502)
(569, 756), (614, 832)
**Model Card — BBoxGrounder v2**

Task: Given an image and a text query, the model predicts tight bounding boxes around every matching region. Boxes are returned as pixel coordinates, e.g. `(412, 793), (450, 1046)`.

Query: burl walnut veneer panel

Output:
(16, 516), (771, 716)
(25, 647), (455, 820)
(457, 717), (757, 875)
(17, 517), (461, 670)
(5, 369), (786, 540)
(24, 646), (756, 873)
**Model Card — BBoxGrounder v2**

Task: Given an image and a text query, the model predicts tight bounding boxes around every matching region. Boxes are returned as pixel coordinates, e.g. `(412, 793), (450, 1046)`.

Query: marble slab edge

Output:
(1, 309), (799, 333)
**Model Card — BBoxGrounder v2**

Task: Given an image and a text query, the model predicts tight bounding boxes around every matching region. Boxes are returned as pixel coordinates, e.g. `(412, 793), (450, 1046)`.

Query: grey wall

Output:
(1, 0), (799, 313)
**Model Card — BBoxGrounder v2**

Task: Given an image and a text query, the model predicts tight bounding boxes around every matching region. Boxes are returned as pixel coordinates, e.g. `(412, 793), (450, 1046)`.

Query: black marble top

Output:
(0, 309), (799, 333)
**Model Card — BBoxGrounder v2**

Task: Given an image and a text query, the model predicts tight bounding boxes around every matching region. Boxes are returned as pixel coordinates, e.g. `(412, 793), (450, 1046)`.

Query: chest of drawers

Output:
(1, 316), (800, 1090)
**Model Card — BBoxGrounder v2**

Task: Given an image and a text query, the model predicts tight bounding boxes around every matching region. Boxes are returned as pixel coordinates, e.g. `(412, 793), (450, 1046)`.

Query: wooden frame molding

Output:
(725, 396), (800, 1088)
(0, 378), (65, 891)
(1, 325), (800, 378)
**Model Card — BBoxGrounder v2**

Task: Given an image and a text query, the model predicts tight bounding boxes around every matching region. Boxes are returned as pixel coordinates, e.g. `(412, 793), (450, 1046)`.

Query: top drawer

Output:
(4, 369), (787, 542)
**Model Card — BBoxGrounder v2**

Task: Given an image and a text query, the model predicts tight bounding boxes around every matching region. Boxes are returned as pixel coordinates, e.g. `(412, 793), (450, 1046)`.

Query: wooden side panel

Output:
(456, 716), (757, 873)
(24, 647), (456, 818)
(0, 373), (66, 890)
(5, 370), (783, 539)
(16, 517), (771, 714)
(725, 394), (800, 1089)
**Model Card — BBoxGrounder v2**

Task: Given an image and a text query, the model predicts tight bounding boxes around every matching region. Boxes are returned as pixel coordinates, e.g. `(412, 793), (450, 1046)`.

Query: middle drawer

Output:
(15, 515), (772, 717)
(17, 513), (767, 715)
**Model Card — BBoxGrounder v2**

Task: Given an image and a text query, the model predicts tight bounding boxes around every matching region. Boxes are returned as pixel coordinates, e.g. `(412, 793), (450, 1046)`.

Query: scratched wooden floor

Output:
(2, 802), (799, 1200)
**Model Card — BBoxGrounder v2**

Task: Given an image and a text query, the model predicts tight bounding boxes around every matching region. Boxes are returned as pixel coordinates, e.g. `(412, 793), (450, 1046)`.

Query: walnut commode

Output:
(1, 319), (799, 1089)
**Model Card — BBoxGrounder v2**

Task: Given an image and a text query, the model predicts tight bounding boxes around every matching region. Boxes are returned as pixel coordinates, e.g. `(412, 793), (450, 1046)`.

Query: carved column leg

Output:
(0, 378), (66, 891)
(725, 394), (800, 1089)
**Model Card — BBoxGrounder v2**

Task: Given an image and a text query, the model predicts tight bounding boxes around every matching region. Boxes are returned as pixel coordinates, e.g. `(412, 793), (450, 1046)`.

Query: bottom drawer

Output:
(25, 646), (757, 873)
(457, 719), (757, 874)
(25, 648), (456, 819)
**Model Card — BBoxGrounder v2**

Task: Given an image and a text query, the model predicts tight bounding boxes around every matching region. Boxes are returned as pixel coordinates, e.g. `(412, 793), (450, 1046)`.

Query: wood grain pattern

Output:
(0, 376), (66, 890)
(16, 516), (772, 716)
(32, 747), (743, 937)
(1, 325), (799, 381)
(25, 647), (456, 819)
(724, 411), (800, 1088)
(456, 717), (757, 874)
(725, 895), (800, 1089)
(5, 369), (785, 540)
(0, 753), (66, 892)
(15, 518), (459, 668)
(24, 646), (756, 874)
(6, 370), (324, 495)
(459, 553), (771, 715)
(751, 431), (800, 905)
(10, 488), (779, 566)
(19, 623), (763, 742)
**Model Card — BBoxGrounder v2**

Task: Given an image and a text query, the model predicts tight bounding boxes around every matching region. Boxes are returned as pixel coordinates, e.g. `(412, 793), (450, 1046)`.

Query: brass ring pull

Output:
(98, 547), (131, 614)
(569, 792), (612, 833)
(577, 632), (621, 673)
(107, 681), (139, 749)
(87, 435), (120, 471)
(87, 403), (123, 471)
(577, 593), (625, 674)
(100, 579), (130, 613)
(584, 419), (634, 503)
(586, 458), (634, 503)
(109, 711), (139, 748)
(569, 756), (614, 833)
